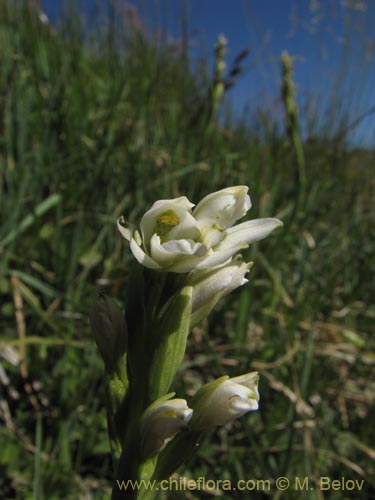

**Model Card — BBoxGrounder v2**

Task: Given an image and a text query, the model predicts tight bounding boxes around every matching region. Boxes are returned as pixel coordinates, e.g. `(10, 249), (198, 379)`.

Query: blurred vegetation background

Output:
(0, 1), (374, 499)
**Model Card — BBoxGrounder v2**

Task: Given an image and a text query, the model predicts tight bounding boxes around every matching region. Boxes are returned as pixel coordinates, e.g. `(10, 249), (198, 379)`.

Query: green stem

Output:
(111, 449), (158, 500)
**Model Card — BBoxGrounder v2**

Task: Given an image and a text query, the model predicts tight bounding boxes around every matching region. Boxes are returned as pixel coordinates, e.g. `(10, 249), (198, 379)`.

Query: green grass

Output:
(0, 2), (374, 499)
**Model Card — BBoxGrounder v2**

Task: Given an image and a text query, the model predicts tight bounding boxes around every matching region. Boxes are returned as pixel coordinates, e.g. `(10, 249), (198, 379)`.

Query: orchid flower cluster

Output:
(91, 186), (281, 499)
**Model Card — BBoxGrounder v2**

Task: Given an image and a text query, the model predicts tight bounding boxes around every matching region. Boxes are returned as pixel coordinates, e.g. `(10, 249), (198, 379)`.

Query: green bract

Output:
(117, 186), (282, 273)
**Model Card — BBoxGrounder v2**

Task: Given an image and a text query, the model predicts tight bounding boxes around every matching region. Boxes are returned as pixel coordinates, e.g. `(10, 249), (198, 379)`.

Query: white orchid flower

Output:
(190, 372), (259, 431)
(140, 398), (193, 457)
(188, 256), (252, 325)
(118, 186), (282, 273)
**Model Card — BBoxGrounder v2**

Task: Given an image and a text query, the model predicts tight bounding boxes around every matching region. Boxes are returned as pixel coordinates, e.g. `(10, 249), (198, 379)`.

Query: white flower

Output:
(118, 186), (282, 273)
(190, 372), (259, 431)
(140, 398), (193, 457)
(188, 256), (252, 325)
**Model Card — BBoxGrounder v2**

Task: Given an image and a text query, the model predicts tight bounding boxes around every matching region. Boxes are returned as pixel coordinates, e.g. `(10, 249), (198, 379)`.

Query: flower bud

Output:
(190, 372), (259, 431)
(89, 295), (128, 373)
(140, 398), (193, 458)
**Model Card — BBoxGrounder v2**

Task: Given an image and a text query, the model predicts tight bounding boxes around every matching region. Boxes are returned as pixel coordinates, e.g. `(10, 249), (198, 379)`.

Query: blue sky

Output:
(41, 0), (374, 148)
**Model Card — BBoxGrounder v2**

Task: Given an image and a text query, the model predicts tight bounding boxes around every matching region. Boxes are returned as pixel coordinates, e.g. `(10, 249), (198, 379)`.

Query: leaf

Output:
(9, 270), (59, 299)
(1, 194), (61, 247)
(12, 279), (57, 331)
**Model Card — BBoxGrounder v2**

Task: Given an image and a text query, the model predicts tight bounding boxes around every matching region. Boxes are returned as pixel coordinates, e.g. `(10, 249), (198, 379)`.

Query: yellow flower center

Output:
(156, 210), (180, 238)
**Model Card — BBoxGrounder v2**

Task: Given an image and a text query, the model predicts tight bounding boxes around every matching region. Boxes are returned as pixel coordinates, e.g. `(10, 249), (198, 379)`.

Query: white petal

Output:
(209, 379), (259, 422)
(194, 186), (251, 228)
(148, 196), (195, 213)
(193, 247), (239, 270)
(218, 380), (253, 401)
(197, 220), (226, 248)
(141, 398), (193, 456)
(217, 218), (282, 252)
(246, 398), (259, 410)
(117, 217), (133, 241)
(149, 235), (178, 267)
(166, 256), (207, 273)
(190, 372), (260, 430)
(230, 395), (258, 413)
(231, 372), (259, 389)
(129, 238), (162, 269)
(150, 234), (207, 268)
(162, 239), (207, 257)
(143, 399), (192, 426)
(189, 260), (250, 312)
(159, 399), (194, 424)
(165, 211), (200, 242)
(231, 373), (259, 406)
(140, 197), (194, 245)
